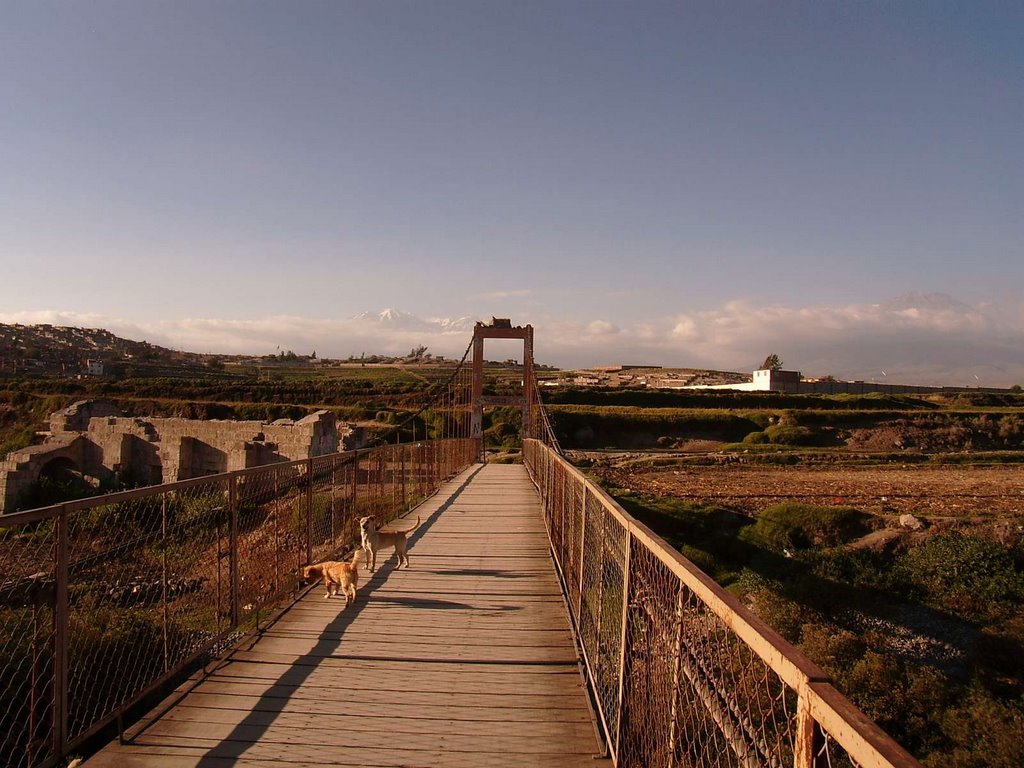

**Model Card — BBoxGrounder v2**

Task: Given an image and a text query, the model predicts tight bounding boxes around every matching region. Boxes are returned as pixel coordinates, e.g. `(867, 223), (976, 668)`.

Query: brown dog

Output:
(359, 515), (421, 572)
(302, 549), (365, 606)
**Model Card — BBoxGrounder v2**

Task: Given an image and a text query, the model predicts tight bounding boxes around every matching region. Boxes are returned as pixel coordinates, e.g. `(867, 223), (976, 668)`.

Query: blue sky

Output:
(1, 2), (1022, 384)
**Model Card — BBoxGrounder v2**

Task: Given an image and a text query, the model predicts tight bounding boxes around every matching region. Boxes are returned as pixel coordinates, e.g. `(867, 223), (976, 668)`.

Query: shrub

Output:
(897, 533), (1024, 623)
(799, 623), (867, 675)
(763, 424), (817, 446)
(843, 653), (951, 758)
(741, 503), (875, 552)
(937, 688), (1024, 768)
(735, 573), (808, 641)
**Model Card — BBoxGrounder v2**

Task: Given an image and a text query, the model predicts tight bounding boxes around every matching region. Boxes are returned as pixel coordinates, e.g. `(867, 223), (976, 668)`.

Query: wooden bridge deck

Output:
(88, 463), (608, 767)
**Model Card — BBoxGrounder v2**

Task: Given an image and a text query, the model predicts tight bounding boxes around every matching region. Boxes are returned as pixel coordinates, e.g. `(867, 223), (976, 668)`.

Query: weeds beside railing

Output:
(0, 437), (478, 768)
(523, 438), (921, 768)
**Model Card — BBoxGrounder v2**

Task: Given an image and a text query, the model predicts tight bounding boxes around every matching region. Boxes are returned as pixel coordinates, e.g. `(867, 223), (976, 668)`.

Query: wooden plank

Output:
(160, 691), (596, 721)
(89, 463), (606, 767)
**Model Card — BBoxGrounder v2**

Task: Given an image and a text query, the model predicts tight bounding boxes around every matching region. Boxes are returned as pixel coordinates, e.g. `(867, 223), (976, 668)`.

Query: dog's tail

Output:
(407, 516), (422, 534)
(351, 548), (366, 565)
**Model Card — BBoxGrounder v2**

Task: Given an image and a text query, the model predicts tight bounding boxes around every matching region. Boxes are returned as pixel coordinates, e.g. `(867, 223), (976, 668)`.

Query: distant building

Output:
(85, 359), (104, 376)
(752, 368), (801, 390)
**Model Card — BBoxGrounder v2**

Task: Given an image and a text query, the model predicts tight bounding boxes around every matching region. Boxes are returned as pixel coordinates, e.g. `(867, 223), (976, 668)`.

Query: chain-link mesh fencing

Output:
(523, 438), (920, 768)
(0, 437), (477, 768)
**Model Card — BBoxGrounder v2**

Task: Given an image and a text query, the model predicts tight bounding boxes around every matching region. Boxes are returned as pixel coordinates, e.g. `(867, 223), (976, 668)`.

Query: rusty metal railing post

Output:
(228, 475), (239, 627)
(351, 452), (359, 520)
(29, 576), (43, 764)
(161, 492), (169, 673)
(667, 584), (686, 761)
(613, 528), (633, 764)
(401, 446), (407, 512)
(53, 503), (69, 760)
(273, 470), (281, 596)
(577, 484), (588, 619)
(795, 694), (825, 768)
(305, 458), (313, 565)
(330, 460), (338, 548)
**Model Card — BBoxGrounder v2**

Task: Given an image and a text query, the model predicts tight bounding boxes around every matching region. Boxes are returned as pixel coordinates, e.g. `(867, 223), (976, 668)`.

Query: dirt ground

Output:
(589, 461), (1024, 530)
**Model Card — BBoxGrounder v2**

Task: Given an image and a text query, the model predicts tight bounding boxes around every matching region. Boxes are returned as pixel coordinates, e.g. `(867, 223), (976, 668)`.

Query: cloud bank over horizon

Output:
(3, 293), (1023, 388)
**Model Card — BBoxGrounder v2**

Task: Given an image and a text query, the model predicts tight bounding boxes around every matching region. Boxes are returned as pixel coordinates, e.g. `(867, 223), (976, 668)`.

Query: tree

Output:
(761, 353), (783, 371)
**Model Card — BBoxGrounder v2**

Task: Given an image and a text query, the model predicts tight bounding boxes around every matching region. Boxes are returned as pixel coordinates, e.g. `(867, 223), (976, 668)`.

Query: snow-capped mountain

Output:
(352, 309), (479, 333)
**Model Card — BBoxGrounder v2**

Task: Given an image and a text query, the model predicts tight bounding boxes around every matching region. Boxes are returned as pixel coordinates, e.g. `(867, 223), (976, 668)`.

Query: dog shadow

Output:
(129, 463), (487, 764)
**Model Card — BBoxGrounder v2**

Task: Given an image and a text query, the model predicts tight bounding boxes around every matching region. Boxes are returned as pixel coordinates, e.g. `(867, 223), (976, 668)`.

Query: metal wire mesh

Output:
(0, 512), (57, 768)
(816, 734), (863, 768)
(0, 437), (477, 768)
(523, 438), (920, 768)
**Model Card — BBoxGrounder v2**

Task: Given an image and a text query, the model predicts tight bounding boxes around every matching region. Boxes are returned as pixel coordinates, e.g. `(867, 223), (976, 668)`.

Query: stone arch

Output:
(38, 455), (80, 482)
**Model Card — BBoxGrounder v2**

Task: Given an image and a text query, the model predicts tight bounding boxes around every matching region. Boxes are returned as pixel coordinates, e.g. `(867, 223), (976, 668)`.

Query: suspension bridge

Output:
(0, 321), (920, 768)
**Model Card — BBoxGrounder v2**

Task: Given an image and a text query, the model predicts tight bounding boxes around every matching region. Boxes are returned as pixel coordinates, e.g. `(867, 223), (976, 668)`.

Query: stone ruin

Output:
(0, 400), (365, 514)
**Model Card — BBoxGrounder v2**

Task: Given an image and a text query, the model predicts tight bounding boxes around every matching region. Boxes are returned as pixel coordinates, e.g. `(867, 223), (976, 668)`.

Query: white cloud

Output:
(586, 320), (619, 336)
(471, 289), (533, 300)
(3, 293), (1024, 386)
(536, 293), (1024, 386)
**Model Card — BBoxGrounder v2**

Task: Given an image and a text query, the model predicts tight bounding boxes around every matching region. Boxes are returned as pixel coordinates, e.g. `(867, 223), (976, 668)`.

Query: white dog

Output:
(359, 515), (421, 571)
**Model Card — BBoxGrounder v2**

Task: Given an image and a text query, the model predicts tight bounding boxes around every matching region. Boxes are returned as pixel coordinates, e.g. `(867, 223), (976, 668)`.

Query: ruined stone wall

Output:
(111, 410), (338, 482)
(50, 400), (124, 434)
(1, 404), (343, 512)
(0, 436), (90, 514)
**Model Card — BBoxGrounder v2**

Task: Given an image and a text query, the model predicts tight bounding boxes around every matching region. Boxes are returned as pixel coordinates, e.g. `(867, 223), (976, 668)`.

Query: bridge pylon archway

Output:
(471, 320), (535, 453)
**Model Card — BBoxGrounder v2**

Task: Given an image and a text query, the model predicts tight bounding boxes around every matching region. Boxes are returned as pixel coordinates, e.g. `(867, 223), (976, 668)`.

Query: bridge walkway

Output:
(87, 463), (608, 767)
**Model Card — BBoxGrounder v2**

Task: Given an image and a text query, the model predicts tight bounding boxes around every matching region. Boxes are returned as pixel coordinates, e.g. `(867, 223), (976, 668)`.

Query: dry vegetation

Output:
(582, 453), (1024, 766)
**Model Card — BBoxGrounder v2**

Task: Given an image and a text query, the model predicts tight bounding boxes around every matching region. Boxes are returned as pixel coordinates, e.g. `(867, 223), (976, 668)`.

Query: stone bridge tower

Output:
(470, 319), (535, 451)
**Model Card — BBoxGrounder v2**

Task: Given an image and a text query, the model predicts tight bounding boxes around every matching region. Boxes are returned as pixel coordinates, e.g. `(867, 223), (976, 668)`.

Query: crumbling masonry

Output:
(0, 400), (362, 514)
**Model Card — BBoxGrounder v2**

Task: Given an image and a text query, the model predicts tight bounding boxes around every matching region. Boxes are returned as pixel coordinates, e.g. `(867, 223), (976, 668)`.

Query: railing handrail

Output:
(1, 435), (480, 768)
(524, 438), (922, 768)
(0, 442), (439, 525)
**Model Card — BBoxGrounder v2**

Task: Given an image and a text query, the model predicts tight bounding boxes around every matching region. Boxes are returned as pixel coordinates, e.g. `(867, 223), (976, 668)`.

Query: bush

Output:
(843, 652), (951, 758)
(763, 424), (818, 446)
(897, 533), (1024, 623)
(741, 503), (875, 552)
(937, 688), (1024, 768)
(735, 572), (809, 641)
(799, 623), (867, 674)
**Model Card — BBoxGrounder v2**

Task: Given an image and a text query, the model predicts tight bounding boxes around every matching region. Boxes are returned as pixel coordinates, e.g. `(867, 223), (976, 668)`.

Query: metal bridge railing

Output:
(523, 438), (922, 768)
(0, 437), (479, 768)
